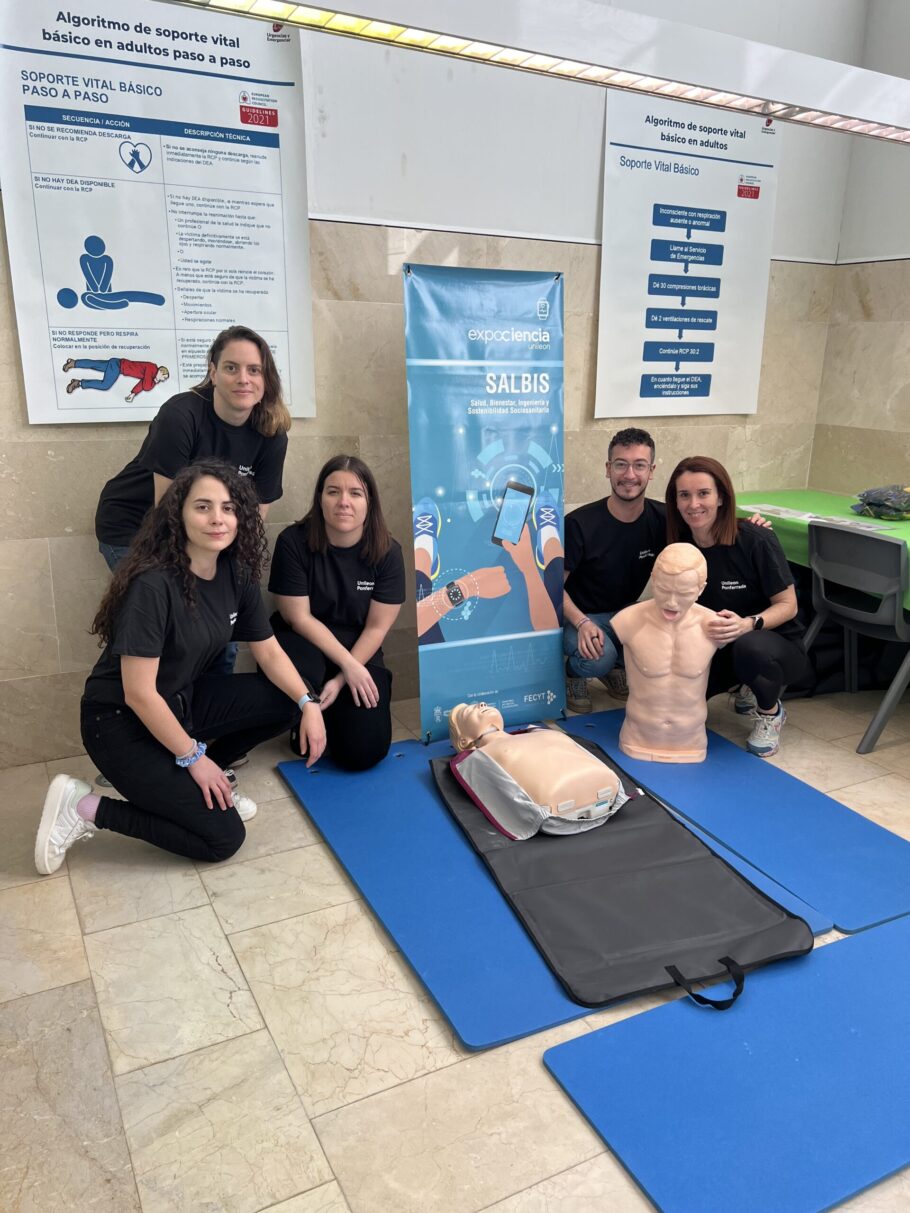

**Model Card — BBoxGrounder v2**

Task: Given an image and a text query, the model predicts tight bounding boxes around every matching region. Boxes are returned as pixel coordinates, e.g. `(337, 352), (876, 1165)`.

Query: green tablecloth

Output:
(737, 489), (910, 609)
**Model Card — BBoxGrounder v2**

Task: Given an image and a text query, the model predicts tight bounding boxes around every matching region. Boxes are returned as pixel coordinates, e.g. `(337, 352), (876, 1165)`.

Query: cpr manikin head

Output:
(449, 702), (504, 752)
(650, 544), (707, 624)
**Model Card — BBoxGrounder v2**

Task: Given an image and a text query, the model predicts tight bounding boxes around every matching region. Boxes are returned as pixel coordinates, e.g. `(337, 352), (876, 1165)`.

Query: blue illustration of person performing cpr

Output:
(56, 236), (166, 311)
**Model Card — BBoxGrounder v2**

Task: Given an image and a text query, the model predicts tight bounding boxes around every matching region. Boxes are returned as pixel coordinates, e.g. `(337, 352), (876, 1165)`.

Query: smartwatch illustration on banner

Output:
(445, 580), (465, 607)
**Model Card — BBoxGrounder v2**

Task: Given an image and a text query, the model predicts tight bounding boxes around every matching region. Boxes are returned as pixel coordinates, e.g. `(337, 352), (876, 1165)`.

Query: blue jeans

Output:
(99, 541), (131, 572)
(564, 611), (621, 680)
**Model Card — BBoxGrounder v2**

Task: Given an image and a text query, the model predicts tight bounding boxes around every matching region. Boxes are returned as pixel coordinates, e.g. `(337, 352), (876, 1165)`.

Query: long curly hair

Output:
(91, 459), (268, 645)
(297, 453), (392, 566)
(193, 325), (291, 439)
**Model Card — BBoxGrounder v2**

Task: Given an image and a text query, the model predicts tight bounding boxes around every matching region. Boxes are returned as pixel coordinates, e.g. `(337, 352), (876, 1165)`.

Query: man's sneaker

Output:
(413, 497), (442, 580)
(731, 684), (758, 715)
(601, 667), (629, 700)
(35, 775), (95, 875)
(566, 676), (592, 714)
(533, 490), (560, 570)
(747, 703), (786, 758)
(224, 769), (257, 822)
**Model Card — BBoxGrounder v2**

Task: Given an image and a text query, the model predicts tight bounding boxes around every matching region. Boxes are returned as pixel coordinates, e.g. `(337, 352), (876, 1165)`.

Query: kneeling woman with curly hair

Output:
(35, 459), (326, 875)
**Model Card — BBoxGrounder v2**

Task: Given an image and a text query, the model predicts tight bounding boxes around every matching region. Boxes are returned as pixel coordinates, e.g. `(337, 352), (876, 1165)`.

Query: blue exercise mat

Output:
(544, 916), (910, 1213)
(279, 739), (828, 1049)
(563, 710), (910, 933)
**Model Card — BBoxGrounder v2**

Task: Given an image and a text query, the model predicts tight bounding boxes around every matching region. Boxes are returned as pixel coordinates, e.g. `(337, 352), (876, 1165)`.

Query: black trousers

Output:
(706, 630), (810, 711)
(273, 628), (393, 771)
(81, 673), (298, 862)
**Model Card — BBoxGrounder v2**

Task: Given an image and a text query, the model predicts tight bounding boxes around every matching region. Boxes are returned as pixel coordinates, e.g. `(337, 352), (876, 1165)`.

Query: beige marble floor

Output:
(2, 691), (909, 1212)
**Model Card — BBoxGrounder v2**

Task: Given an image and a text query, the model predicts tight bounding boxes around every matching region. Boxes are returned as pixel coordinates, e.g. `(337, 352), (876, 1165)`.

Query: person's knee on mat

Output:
(327, 741), (389, 773)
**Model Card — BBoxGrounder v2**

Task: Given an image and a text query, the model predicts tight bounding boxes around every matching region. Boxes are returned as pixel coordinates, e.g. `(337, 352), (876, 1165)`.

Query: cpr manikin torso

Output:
(611, 543), (720, 763)
(449, 703), (619, 819)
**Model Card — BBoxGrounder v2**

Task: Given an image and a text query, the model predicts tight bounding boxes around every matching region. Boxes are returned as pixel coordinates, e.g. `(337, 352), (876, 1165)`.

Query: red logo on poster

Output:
(273, 24), (283, 33)
(737, 183), (760, 199)
(240, 105), (278, 127)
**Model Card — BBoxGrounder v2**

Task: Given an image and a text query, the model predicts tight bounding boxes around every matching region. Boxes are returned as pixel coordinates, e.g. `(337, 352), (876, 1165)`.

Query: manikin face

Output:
(453, 702), (504, 746)
(182, 475), (238, 555)
(209, 339), (265, 418)
(606, 443), (655, 503)
(321, 470), (369, 545)
(650, 568), (703, 624)
(675, 471), (722, 538)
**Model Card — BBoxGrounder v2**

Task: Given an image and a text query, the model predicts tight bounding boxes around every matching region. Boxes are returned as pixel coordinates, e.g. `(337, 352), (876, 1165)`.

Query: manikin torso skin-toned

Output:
(450, 704), (619, 815)
(610, 544), (721, 763)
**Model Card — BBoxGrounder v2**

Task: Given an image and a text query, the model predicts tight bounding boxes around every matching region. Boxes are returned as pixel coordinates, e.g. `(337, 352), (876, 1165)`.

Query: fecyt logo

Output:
(524, 689), (557, 705)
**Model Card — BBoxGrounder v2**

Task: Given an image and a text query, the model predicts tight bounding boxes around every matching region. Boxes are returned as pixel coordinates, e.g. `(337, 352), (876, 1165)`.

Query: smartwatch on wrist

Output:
(751, 614), (764, 631)
(445, 580), (465, 607)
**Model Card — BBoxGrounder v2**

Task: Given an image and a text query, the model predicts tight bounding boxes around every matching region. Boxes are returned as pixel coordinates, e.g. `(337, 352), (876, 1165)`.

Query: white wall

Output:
(837, 0), (910, 262)
(301, 14), (860, 262)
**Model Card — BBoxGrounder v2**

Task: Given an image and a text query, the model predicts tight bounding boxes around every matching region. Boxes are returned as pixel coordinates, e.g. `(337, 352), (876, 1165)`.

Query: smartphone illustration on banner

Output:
(492, 481), (534, 546)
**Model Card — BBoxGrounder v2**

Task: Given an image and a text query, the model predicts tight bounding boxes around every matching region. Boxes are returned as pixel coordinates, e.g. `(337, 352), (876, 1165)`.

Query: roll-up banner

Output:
(595, 92), (779, 418)
(404, 265), (565, 742)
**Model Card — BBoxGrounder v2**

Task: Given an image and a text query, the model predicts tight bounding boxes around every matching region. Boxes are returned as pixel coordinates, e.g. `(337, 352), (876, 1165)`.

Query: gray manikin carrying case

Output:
(431, 738), (813, 1008)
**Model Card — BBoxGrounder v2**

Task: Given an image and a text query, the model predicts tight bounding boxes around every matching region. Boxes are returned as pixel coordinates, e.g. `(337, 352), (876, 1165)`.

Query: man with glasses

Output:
(563, 427), (664, 712)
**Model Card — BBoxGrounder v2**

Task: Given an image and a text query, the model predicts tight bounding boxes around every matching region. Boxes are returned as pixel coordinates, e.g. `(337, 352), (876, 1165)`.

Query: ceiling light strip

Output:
(181, 0), (910, 143)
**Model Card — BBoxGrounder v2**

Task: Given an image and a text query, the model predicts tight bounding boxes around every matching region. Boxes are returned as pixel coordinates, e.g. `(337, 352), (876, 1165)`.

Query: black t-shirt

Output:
(564, 497), (667, 614)
(95, 386), (288, 545)
(84, 557), (273, 706)
(694, 522), (803, 641)
(268, 522), (406, 662)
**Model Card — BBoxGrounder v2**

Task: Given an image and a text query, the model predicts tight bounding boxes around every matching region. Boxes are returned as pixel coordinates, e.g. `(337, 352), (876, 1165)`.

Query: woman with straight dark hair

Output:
(269, 454), (406, 771)
(665, 455), (809, 757)
(35, 460), (325, 876)
(95, 324), (291, 570)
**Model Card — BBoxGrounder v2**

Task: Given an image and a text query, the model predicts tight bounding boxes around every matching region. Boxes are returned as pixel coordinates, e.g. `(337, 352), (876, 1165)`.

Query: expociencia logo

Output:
(467, 325), (551, 342)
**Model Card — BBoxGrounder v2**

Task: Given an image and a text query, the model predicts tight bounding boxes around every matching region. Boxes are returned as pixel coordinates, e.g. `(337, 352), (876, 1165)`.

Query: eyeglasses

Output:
(609, 460), (653, 474)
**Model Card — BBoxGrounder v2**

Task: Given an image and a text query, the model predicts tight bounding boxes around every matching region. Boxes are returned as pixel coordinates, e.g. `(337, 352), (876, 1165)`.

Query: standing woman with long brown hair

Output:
(95, 325), (291, 567)
(35, 461), (325, 876)
(665, 455), (810, 758)
(269, 454), (406, 771)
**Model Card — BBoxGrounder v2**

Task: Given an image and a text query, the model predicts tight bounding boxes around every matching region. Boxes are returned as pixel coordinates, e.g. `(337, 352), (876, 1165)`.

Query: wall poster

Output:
(0, 0), (314, 423)
(595, 92), (779, 417)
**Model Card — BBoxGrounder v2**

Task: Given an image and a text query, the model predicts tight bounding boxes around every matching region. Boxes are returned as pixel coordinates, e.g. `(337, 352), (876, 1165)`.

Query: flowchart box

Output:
(648, 273), (720, 303)
(646, 308), (717, 337)
(652, 204), (727, 237)
(642, 341), (714, 365)
(650, 238), (724, 268)
(640, 373), (712, 398)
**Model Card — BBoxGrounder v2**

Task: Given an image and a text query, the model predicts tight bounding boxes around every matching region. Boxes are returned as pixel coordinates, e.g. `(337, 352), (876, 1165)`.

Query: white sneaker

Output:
(747, 703), (787, 757)
(730, 685), (758, 715)
(224, 769), (257, 821)
(35, 775), (95, 875)
(566, 676), (592, 714)
(601, 667), (629, 700)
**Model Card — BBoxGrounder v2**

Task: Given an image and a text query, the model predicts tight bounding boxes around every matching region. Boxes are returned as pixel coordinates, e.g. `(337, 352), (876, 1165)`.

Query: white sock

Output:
(415, 535), (435, 558)
(538, 523), (558, 552)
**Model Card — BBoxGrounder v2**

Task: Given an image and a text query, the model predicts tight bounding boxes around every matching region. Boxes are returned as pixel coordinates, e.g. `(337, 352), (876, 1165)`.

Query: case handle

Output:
(666, 956), (745, 1010)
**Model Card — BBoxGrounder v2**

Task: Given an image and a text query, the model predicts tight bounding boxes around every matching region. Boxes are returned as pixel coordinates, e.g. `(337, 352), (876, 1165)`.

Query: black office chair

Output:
(802, 521), (910, 754)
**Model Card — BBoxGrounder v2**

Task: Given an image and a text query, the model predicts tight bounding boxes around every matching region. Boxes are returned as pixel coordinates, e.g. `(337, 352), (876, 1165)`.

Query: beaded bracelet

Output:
(175, 740), (207, 768)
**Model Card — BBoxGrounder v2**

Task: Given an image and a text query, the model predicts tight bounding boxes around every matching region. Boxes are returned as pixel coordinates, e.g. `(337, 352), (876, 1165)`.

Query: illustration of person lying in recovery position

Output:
(448, 701), (626, 839)
(63, 356), (169, 401)
(611, 543), (721, 764)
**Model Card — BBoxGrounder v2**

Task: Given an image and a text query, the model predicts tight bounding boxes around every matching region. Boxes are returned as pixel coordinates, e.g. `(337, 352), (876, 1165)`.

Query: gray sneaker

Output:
(224, 769), (257, 821)
(747, 704), (786, 757)
(35, 774), (95, 875)
(730, 685), (758, 715)
(601, 667), (629, 699)
(566, 676), (592, 714)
